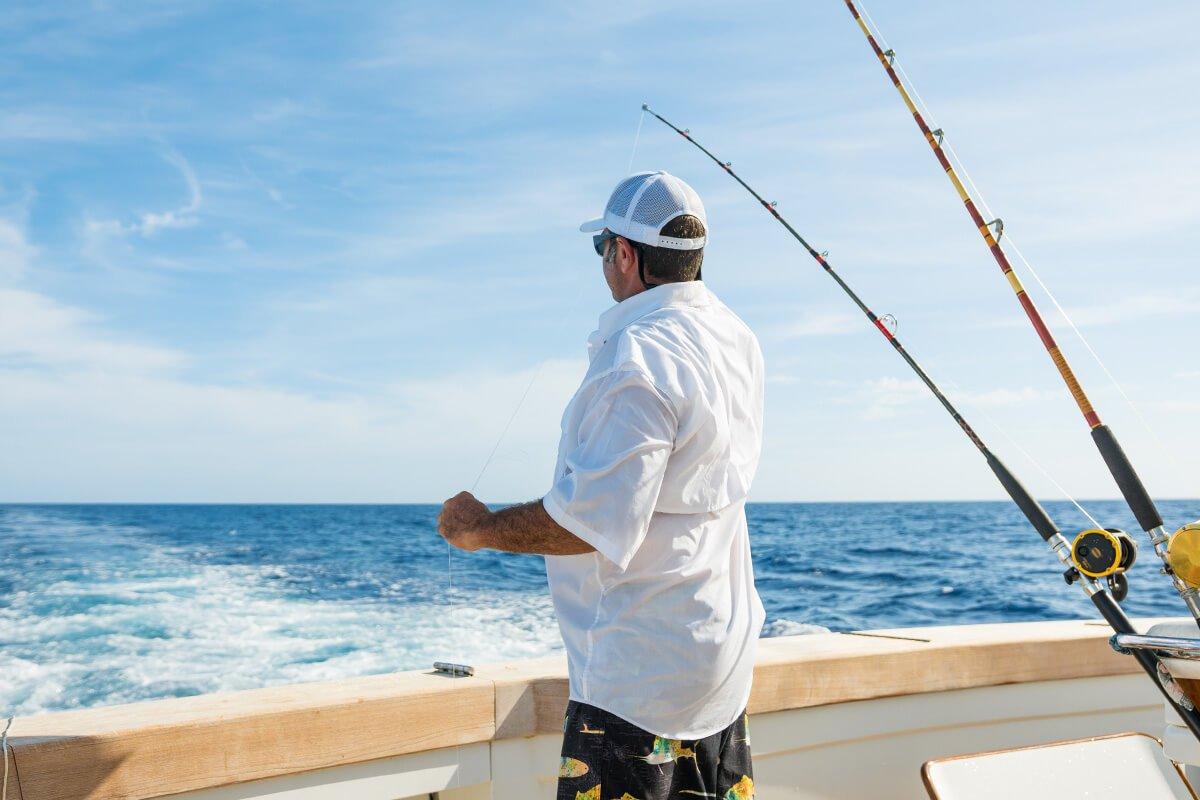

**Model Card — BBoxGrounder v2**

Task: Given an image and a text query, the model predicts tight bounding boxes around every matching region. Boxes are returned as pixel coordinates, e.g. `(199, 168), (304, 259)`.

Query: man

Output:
(439, 170), (765, 800)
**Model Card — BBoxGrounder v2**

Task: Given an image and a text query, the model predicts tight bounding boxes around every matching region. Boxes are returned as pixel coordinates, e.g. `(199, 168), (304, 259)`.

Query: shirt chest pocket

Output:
(554, 384), (595, 481)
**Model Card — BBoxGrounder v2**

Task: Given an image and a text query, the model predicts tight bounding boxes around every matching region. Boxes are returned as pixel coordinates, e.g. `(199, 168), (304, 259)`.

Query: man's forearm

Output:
(480, 500), (596, 556)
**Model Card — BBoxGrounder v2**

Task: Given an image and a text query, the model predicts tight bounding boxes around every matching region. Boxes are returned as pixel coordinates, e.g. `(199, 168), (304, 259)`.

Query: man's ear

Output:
(617, 237), (637, 275)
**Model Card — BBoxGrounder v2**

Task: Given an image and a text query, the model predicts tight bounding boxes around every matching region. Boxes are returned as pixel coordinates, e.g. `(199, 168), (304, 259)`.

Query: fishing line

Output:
(2, 715), (12, 800)
(782, 28), (1108, 523)
(645, 102), (1200, 739)
(922, 80), (1169, 464)
(1003, 232), (1175, 458)
(440, 112), (647, 792)
(448, 344), (546, 600)
(438, 277), (592, 793)
(467, 370), (544, 497)
(628, 107), (646, 174)
(861, 5), (1167, 458)
(941, 139), (997, 223)
(946, 118), (1176, 472)
(900, 78), (1000, 228)
(444, 105), (645, 676)
(858, 1), (1000, 227)
(465, 276), (592, 498)
(853, 0), (1168, 460)
(941, 141), (1145, 437)
(854, 0), (892, 53)
(942, 377), (1102, 529)
(643, 103), (1054, 512)
(843, 0), (1200, 630)
(447, 107), (649, 588)
(442, 272), (591, 665)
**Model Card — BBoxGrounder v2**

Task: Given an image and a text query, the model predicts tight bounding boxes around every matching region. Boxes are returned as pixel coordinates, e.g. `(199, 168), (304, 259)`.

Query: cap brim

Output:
(578, 217), (606, 233)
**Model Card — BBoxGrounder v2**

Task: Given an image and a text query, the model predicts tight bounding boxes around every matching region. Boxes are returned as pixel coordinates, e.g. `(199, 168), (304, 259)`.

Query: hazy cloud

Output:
(88, 148), (202, 238)
(771, 311), (861, 339)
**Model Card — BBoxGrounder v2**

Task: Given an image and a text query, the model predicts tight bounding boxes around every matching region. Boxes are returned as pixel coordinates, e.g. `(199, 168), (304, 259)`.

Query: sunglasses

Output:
(592, 230), (618, 257)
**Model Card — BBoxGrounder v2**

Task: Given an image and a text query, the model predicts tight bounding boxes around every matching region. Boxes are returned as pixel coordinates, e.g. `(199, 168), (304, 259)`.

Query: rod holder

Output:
(1112, 633), (1200, 659)
(433, 661), (475, 677)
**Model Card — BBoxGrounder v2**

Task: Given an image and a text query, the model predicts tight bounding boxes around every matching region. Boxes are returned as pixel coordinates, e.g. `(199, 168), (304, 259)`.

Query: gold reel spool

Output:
(1071, 528), (1137, 579)
(1168, 521), (1200, 589)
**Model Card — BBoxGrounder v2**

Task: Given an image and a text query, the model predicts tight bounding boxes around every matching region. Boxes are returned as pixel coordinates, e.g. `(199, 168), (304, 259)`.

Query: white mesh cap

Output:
(579, 170), (707, 250)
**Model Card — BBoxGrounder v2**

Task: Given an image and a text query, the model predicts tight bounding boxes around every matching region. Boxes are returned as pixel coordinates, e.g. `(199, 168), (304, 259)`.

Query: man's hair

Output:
(639, 214), (705, 283)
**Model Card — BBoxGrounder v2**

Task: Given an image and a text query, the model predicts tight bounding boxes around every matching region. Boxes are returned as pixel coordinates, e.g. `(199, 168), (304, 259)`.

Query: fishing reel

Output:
(1168, 521), (1200, 589)
(1068, 528), (1137, 602)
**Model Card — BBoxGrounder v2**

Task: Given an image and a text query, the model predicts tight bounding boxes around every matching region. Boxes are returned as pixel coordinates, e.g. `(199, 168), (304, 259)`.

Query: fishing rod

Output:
(640, 103), (1200, 740)
(840, 0), (1200, 625)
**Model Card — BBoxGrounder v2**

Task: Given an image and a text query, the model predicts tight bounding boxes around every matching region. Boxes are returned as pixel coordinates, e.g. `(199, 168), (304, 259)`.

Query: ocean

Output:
(2, 500), (1196, 717)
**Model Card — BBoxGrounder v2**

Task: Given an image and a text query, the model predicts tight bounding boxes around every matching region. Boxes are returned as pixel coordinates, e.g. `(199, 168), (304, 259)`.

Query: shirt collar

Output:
(588, 281), (711, 355)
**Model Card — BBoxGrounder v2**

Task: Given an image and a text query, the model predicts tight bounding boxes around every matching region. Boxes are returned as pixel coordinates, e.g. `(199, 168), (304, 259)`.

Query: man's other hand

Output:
(438, 490), (491, 551)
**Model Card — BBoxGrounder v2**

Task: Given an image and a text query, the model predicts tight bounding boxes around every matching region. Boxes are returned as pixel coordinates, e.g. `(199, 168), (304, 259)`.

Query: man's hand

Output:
(438, 490), (492, 551)
(439, 495), (596, 557)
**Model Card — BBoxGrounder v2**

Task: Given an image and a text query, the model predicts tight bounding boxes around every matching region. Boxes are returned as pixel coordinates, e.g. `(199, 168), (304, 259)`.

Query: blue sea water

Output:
(2, 500), (1197, 717)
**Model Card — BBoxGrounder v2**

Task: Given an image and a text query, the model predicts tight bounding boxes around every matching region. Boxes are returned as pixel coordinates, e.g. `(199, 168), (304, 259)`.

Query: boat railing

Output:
(1112, 633), (1200, 659)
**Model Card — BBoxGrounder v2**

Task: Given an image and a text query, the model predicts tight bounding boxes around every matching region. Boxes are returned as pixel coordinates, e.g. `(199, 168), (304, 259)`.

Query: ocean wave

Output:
(0, 539), (562, 716)
(3, 500), (1194, 716)
(760, 618), (832, 638)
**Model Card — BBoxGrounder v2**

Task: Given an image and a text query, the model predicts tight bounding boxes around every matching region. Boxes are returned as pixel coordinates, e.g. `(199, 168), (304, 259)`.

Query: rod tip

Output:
(641, 103), (650, 111)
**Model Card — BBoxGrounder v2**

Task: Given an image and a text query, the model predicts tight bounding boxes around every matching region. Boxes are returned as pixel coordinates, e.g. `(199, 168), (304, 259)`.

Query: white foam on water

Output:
(0, 509), (842, 718)
(760, 619), (832, 638)
(0, 555), (562, 716)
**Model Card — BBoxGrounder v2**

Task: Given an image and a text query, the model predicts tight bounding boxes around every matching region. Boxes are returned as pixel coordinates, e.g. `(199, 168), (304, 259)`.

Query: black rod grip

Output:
(1091, 424), (1163, 532)
(1091, 591), (1200, 741)
(985, 450), (1058, 541)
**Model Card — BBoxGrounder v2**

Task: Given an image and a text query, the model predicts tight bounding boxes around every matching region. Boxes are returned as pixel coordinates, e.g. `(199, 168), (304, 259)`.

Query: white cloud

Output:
(771, 311), (860, 339)
(0, 358), (584, 503)
(138, 149), (202, 235)
(859, 377), (927, 421)
(0, 218), (35, 280)
(0, 219), (184, 373)
(979, 288), (1199, 332)
(252, 98), (309, 124)
(855, 377), (1049, 421)
(89, 147), (203, 238)
(221, 232), (248, 251)
(2, 0), (1196, 503)
(239, 155), (291, 209)
(953, 386), (1051, 408)
(1056, 291), (1199, 328)
(0, 208), (582, 501)
(0, 108), (144, 142)
(347, 173), (596, 257)
(0, 288), (183, 372)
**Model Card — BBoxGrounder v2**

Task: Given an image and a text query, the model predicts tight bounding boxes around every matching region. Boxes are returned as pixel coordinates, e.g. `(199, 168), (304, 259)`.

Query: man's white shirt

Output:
(543, 280), (766, 740)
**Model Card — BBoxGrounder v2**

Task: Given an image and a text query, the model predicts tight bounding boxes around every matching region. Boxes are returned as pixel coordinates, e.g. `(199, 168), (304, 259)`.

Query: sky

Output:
(1, 0), (1197, 505)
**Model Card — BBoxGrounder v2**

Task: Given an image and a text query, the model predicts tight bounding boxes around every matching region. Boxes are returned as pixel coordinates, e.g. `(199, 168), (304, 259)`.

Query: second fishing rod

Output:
(840, 0), (1200, 624)
(640, 103), (1200, 740)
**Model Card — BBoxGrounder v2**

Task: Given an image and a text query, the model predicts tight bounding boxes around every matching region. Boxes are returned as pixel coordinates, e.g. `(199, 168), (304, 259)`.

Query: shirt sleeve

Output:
(542, 368), (676, 570)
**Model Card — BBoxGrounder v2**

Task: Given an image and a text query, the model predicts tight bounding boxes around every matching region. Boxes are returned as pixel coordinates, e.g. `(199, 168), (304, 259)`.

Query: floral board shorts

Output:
(556, 700), (755, 800)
